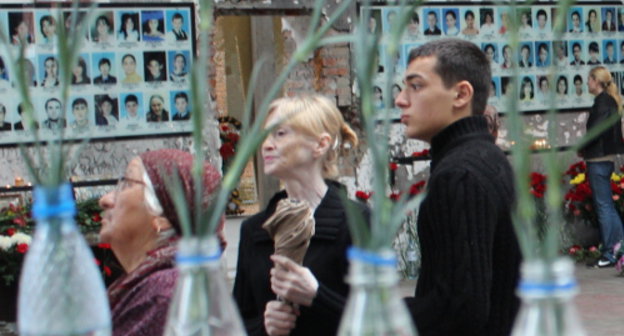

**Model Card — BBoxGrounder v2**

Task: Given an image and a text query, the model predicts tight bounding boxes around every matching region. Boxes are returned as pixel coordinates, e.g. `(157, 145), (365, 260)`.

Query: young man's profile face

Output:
(395, 56), (459, 142)
(125, 101), (138, 116)
(175, 97), (187, 113)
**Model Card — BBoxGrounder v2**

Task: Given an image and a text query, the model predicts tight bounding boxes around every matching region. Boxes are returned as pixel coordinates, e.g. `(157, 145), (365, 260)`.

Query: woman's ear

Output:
(314, 132), (332, 158)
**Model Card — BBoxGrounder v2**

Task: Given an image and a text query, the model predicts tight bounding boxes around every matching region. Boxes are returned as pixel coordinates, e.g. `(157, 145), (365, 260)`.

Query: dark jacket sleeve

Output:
(405, 170), (496, 335)
(581, 93), (624, 158)
(232, 220), (266, 336)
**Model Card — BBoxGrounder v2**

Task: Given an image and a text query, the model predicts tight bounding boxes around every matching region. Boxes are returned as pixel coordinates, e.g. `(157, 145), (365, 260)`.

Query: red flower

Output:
(219, 142), (236, 160)
(588, 246), (598, 252)
(355, 191), (372, 201)
(16, 243), (28, 254)
(13, 217), (26, 227)
(529, 172), (547, 198)
(97, 243), (111, 249)
(389, 192), (401, 201)
(412, 149), (430, 157)
(568, 245), (581, 255)
(226, 133), (240, 143)
(219, 124), (230, 132)
(103, 266), (112, 277)
(94, 258), (101, 266)
(91, 214), (102, 222)
(6, 228), (15, 236)
(409, 181), (426, 196)
(389, 162), (398, 171)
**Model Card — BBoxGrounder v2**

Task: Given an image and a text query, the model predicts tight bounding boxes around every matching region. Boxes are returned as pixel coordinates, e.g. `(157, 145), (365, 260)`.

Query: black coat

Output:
(581, 92), (624, 159)
(405, 116), (521, 336)
(233, 181), (369, 336)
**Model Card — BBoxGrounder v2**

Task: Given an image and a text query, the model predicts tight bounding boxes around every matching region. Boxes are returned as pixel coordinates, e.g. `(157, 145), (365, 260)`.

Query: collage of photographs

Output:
(368, 3), (624, 116)
(0, 5), (195, 145)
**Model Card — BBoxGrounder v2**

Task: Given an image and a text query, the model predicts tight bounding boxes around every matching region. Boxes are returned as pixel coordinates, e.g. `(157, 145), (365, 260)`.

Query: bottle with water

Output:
(18, 184), (111, 335)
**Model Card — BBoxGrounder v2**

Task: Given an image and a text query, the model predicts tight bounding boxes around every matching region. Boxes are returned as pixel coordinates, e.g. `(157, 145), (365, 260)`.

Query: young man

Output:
(166, 12), (188, 42)
(172, 92), (190, 121)
(123, 94), (142, 123)
(42, 97), (66, 130)
(424, 11), (441, 35)
(395, 38), (521, 336)
(93, 58), (117, 85)
(70, 98), (89, 131)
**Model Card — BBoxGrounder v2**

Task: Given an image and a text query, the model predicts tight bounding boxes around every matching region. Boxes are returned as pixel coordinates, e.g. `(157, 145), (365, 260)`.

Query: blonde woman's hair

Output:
(589, 66), (623, 114)
(266, 94), (358, 179)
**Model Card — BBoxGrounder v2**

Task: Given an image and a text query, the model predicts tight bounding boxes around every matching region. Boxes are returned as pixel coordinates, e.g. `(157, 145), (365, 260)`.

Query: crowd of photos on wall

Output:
(0, 4), (195, 144)
(365, 3), (624, 116)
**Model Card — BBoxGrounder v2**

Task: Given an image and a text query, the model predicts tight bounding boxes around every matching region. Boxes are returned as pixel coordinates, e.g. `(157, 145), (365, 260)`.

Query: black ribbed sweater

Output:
(405, 116), (521, 336)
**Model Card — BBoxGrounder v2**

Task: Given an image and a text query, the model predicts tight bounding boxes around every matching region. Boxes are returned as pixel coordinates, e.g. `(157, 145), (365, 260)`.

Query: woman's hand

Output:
(270, 255), (319, 306)
(264, 300), (297, 336)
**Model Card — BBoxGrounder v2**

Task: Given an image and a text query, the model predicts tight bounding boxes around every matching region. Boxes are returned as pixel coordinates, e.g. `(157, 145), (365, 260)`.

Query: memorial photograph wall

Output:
(0, 3), (195, 145)
(363, 1), (624, 117)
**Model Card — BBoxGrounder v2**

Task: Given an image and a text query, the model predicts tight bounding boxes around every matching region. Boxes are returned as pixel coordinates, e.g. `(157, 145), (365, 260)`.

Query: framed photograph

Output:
(0, 2), (196, 145)
(362, 1), (622, 114)
(0, 193), (22, 209)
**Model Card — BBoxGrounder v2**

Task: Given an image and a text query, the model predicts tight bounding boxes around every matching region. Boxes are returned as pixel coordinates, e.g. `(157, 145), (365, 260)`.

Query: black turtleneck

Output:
(405, 115), (521, 336)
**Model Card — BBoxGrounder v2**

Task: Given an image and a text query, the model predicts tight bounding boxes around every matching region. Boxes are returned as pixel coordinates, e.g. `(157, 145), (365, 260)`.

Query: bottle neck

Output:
(32, 183), (76, 221)
(175, 236), (221, 269)
(347, 247), (398, 287)
(517, 257), (578, 300)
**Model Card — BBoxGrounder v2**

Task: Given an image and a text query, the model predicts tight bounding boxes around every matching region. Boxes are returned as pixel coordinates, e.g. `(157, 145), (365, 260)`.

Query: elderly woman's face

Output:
(99, 158), (154, 246)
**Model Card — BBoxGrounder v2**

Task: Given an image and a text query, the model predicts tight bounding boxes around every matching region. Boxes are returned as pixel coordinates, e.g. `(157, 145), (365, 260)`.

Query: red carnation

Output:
(227, 133), (240, 143)
(412, 149), (430, 157)
(219, 124), (230, 132)
(389, 192), (401, 201)
(103, 266), (112, 277)
(98, 243), (111, 249)
(355, 191), (372, 201)
(219, 142), (236, 160)
(389, 162), (398, 171)
(92, 214), (102, 222)
(409, 181), (426, 196)
(6, 228), (15, 236)
(16, 243), (29, 254)
(94, 258), (101, 266)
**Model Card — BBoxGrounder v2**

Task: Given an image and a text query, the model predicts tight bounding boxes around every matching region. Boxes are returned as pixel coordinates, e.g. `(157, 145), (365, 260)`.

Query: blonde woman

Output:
(233, 94), (369, 336)
(579, 66), (624, 268)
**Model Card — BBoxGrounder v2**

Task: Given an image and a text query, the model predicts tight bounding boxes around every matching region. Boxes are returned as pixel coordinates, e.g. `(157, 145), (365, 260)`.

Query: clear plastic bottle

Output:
(511, 257), (586, 336)
(164, 236), (246, 336)
(338, 247), (417, 336)
(18, 184), (111, 336)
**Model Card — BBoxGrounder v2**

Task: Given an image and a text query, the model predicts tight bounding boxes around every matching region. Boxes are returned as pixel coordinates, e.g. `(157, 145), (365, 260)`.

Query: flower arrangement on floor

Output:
(566, 244), (601, 264)
(563, 160), (624, 226)
(0, 199), (117, 286)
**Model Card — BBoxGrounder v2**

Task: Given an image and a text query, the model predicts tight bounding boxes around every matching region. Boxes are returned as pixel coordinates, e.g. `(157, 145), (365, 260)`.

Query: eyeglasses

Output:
(115, 176), (146, 197)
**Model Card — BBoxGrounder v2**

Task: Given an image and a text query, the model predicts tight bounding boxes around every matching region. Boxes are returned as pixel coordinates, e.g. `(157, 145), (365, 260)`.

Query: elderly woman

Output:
(233, 95), (369, 336)
(99, 149), (225, 336)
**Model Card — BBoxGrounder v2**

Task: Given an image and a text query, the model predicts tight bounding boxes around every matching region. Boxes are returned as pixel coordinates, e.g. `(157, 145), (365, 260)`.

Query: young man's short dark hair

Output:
(407, 38), (490, 116)
(99, 58), (111, 68)
(72, 98), (87, 109)
(174, 92), (188, 102)
(125, 94), (138, 105)
(172, 13), (183, 21)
